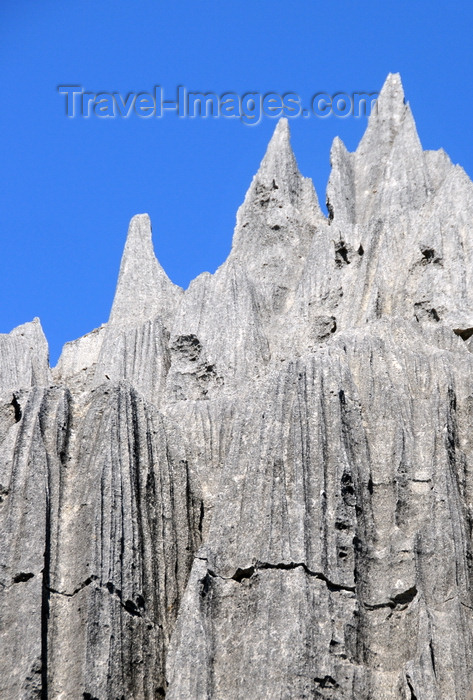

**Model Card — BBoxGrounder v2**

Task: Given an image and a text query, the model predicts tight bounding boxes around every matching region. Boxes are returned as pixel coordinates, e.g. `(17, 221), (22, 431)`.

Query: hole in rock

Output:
(420, 247), (442, 265)
(392, 585), (417, 606)
(124, 599), (141, 617)
(232, 566), (255, 583)
(453, 328), (473, 341)
(422, 247), (435, 261)
(341, 472), (356, 506)
(314, 675), (339, 689)
(353, 536), (362, 553)
(170, 334), (202, 362)
(326, 198), (334, 221)
(335, 520), (350, 531)
(199, 571), (213, 598)
(11, 395), (21, 422)
(335, 241), (350, 267)
(13, 572), (34, 583)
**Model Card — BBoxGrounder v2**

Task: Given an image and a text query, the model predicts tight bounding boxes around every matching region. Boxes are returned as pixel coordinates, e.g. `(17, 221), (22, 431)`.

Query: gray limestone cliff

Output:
(2, 74), (473, 699)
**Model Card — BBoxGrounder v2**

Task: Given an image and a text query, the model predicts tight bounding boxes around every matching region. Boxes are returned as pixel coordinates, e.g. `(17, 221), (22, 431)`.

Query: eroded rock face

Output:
(2, 73), (473, 699)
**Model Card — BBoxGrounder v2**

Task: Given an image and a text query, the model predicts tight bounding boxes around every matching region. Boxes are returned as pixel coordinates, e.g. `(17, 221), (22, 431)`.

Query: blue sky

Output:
(1, 1), (472, 364)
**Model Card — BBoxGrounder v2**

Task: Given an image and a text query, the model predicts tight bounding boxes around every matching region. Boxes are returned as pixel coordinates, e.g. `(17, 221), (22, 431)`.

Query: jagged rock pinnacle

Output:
(229, 117), (322, 317)
(108, 213), (181, 327)
(357, 72), (407, 154)
(253, 117), (298, 189)
(327, 72), (431, 227)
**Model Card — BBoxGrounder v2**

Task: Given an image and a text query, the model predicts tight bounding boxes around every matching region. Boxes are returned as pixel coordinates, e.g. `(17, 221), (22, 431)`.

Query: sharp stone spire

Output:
(357, 72), (410, 156)
(108, 213), (181, 327)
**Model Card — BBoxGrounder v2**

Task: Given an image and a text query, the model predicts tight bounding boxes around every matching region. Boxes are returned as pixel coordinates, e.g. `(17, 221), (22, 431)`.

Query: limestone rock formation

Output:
(2, 73), (473, 699)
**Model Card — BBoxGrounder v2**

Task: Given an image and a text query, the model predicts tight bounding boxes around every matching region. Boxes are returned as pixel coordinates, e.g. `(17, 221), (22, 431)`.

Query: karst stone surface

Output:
(2, 73), (473, 699)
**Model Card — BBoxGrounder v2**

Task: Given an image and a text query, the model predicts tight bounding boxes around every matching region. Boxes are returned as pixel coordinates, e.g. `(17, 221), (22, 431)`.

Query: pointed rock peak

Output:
(124, 212), (153, 250)
(326, 137), (355, 223)
(234, 116), (322, 236)
(234, 116), (319, 229)
(376, 73), (406, 117)
(269, 116), (290, 144)
(109, 214), (181, 326)
(119, 214), (158, 281)
(330, 136), (350, 165)
(255, 117), (300, 189)
(357, 73), (411, 156)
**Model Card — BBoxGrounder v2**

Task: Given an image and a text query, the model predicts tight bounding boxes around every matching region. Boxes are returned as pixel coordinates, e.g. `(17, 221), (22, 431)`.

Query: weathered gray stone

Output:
(52, 323), (106, 394)
(2, 73), (473, 699)
(0, 318), (51, 393)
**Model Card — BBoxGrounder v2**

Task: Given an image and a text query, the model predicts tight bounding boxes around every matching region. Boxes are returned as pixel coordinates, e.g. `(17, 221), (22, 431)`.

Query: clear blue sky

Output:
(1, 1), (472, 364)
